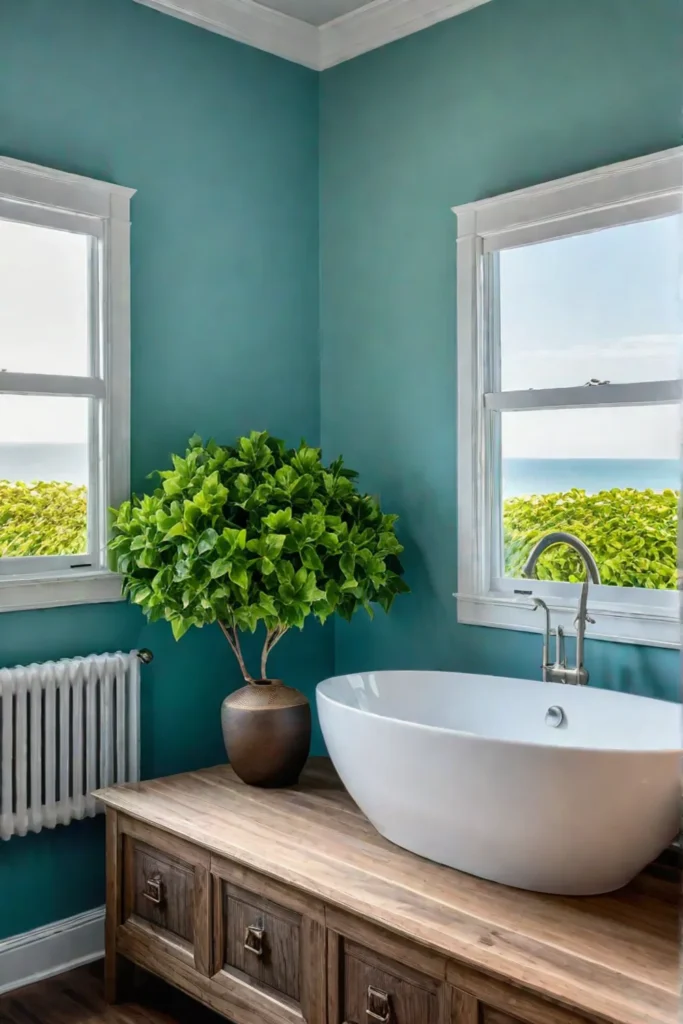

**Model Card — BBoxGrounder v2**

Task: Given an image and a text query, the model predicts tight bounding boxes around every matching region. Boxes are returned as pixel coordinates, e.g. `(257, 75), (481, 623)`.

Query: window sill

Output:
(0, 570), (123, 613)
(455, 592), (679, 649)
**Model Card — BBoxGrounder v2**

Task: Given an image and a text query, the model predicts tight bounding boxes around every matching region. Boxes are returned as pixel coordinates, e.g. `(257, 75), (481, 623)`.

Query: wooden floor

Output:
(0, 962), (227, 1023)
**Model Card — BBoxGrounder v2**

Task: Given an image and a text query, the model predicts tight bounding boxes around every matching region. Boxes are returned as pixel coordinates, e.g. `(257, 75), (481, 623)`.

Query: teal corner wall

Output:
(0, 0), (681, 949)
(319, 0), (681, 702)
(0, 0), (329, 942)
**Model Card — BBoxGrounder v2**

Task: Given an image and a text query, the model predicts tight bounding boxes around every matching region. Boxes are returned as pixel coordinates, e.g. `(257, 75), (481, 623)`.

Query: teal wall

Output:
(319, 0), (680, 700)
(0, 0), (328, 941)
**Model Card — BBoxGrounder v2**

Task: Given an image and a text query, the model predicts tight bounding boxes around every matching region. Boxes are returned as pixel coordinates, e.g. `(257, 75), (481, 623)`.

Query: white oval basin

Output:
(316, 670), (681, 895)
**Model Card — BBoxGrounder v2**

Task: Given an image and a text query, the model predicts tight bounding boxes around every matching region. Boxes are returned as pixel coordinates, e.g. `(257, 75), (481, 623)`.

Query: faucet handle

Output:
(527, 597), (552, 682)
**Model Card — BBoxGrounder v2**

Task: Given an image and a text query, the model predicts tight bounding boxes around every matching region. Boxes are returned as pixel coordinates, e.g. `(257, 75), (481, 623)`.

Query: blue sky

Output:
(0, 218), (88, 446)
(499, 213), (681, 460)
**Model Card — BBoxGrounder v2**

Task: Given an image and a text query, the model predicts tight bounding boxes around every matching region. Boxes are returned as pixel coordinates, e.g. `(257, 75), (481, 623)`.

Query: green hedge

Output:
(0, 480), (677, 590)
(0, 481), (87, 557)
(504, 488), (678, 590)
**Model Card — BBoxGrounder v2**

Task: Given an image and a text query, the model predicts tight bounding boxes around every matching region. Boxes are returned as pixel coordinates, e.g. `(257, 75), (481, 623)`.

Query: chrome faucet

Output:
(522, 531), (600, 686)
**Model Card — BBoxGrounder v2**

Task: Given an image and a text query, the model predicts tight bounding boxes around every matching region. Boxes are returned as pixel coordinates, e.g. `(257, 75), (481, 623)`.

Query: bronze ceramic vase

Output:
(221, 679), (311, 788)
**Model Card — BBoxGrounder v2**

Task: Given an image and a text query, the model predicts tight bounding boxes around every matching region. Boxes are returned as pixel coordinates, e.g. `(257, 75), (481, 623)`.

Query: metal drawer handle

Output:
(243, 922), (265, 958)
(367, 985), (391, 1023)
(142, 873), (164, 906)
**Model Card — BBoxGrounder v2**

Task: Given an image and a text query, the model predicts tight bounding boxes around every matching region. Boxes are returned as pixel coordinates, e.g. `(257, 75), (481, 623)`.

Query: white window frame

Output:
(453, 147), (682, 650)
(0, 157), (135, 612)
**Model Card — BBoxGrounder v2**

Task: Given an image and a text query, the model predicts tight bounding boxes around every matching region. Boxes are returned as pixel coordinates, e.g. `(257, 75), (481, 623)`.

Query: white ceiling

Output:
(134, 0), (492, 69)
(253, 0), (374, 27)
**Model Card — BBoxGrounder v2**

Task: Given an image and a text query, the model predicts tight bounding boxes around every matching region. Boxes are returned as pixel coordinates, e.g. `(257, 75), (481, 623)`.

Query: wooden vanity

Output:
(96, 758), (678, 1024)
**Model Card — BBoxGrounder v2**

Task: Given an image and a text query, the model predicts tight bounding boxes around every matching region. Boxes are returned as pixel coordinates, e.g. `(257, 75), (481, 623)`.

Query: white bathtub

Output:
(316, 670), (681, 895)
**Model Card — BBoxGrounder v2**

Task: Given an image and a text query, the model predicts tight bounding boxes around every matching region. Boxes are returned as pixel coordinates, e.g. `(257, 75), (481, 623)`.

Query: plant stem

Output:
(218, 620), (254, 683)
(260, 625), (287, 679)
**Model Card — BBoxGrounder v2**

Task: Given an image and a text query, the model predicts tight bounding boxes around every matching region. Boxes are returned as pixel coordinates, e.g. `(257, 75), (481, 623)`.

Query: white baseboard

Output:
(0, 906), (105, 996)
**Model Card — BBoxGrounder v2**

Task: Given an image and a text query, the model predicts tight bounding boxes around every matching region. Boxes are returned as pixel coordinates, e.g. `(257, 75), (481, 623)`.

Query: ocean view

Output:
(503, 457), (679, 498)
(0, 443), (89, 486)
(0, 445), (679, 498)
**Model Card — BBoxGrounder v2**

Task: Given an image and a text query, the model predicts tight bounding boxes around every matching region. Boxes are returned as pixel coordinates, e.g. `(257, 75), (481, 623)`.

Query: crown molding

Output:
(319, 0), (491, 68)
(134, 0), (321, 69)
(133, 0), (493, 70)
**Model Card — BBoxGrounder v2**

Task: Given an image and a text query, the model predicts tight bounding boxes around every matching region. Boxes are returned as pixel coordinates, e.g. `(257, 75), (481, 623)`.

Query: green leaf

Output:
(222, 527), (246, 551)
(318, 532), (340, 552)
(278, 582), (296, 605)
(171, 616), (192, 641)
(183, 500), (202, 526)
(293, 566), (308, 592)
(301, 572), (326, 604)
(228, 562), (249, 590)
(339, 552), (355, 579)
(164, 521), (188, 539)
(312, 599), (333, 623)
(234, 604), (261, 632)
(277, 560), (295, 584)
(210, 557), (232, 579)
(137, 548), (159, 569)
(301, 545), (323, 571)
(264, 533), (286, 559)
(258, 593), (278, 616)
(263, 508), (292, 530)
(275, 465), (297, 490)
(163, 477), (183, 497)
(174, 559), (192, 579)
(197, 528), (218, 554)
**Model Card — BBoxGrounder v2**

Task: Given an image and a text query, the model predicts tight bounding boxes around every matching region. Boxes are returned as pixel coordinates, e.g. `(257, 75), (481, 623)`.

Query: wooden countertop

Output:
(97, 758), (679, 1024)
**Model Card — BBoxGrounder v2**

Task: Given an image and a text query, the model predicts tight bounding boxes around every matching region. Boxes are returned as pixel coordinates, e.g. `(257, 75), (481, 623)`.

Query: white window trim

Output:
(452, 147), (683, 650)
(0, 157), (136, 612)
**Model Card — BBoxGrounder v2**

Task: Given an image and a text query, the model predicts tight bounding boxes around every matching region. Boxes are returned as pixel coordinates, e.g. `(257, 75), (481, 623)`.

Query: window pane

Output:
(499, 215), (682, 390)
(0, 218), (90, 376)
(0, 395), (89, 557)
(501, 404), (679, 590)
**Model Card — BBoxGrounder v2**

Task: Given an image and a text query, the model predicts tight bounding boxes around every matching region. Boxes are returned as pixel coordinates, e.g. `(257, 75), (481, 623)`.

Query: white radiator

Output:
(0, 650), (147, 841)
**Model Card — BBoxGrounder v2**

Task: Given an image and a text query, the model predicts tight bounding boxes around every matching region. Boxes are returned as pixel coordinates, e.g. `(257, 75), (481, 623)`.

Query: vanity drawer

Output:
(340, 941), (441, 1024)
(222, 883), (301, 1000)
(129, 839), (195, 943)
(118, 818), (211, 979)
(212, 858), (326, 1023)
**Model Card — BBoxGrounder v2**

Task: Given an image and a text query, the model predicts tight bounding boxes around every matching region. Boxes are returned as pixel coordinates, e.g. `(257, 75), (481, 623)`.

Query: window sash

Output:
(491, 574), (678, 612)
(0, 373), (105, 399)
(484, 379), (680, 412)
(0, 223), (106, 575)
(0, 553), (96, 576)
(0, 394), (103, 574)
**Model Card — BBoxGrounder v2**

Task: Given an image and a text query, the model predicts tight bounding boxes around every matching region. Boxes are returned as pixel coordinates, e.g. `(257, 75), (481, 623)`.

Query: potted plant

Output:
(110, 431), (408, 787)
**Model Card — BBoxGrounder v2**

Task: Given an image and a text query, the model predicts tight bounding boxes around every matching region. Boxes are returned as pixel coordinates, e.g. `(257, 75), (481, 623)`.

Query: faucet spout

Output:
(523, 531), (600, 686)
(522, 531), (601, 585)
